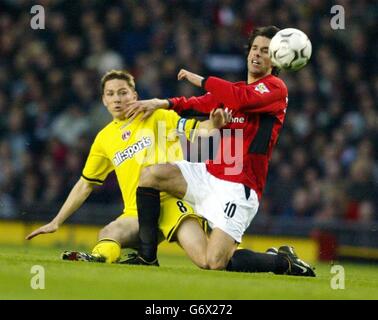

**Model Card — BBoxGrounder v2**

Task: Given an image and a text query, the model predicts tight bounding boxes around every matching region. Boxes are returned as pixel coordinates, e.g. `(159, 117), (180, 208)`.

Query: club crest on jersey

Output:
(254, 83), (270, 94)
(121, 130), (131, 141)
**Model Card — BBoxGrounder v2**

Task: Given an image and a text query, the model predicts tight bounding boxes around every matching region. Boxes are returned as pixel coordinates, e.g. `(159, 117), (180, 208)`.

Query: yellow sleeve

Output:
(81, 133), (114, 185)
(154, 109), (200, 142)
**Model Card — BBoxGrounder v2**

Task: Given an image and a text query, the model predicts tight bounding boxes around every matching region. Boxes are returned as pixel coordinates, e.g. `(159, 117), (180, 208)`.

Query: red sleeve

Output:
(204, 76), (287, 114)
(169, 93), (221, 114)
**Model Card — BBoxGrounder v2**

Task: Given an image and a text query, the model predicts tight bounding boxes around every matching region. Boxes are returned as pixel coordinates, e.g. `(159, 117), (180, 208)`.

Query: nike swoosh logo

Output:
(277, 52), (290, 59)
(293, 263), (308, 273)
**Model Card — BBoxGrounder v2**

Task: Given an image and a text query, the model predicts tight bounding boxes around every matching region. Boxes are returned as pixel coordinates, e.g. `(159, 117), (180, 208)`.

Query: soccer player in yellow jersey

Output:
(26, 70), (230, 267)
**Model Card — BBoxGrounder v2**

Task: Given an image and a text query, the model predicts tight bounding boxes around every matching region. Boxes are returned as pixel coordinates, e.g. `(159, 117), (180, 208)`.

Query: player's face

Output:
(247, 36), (273, 78)
(102, 79), (137, 120)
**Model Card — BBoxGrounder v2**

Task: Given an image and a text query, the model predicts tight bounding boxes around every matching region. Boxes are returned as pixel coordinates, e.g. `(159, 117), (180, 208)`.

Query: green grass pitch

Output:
(1, 245), (377, 300)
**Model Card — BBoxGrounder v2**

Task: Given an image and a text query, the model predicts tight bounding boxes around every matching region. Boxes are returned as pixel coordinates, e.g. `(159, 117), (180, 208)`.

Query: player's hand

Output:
(177, 69), (204, 87)
(125, 98), (169, 122)
(210, 108), (232, 129)
(25, 221), (59, 240)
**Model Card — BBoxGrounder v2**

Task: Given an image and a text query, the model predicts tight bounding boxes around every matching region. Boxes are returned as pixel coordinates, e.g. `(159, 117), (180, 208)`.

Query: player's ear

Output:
(133, 90), (138, 101)
(102, 94), (107, 107)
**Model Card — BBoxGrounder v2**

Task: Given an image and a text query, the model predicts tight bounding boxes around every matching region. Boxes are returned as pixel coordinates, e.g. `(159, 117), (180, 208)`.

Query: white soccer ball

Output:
(269, 28), (312, 71)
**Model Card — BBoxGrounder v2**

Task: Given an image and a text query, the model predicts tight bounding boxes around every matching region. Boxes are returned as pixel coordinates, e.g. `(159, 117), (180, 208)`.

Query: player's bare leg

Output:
(98, 217), (139, 248)
(139, 163), (187, 198)
(62, 218), (140, 263)
(206, 228), (238, 270)
(124, 163), (187, 265)
(175, 217), (208, 269)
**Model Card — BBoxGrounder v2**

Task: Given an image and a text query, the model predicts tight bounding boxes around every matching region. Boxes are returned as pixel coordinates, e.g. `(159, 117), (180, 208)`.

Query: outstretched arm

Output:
(177, 69), (287, 114)
(203, 76), (286, 113)
(125, 98), (170, 122)
(177, 68), (204, 87)
(125, 94), (219, 121)
(124, 69), (220, 121)
(25, 178), (94, 240)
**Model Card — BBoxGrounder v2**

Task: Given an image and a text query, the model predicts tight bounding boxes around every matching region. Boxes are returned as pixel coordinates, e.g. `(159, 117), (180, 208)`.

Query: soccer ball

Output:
(269, 28), (312, 71)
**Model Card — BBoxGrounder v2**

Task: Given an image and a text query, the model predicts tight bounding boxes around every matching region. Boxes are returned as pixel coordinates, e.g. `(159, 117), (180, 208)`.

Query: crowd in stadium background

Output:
(0, 0), (377, 223)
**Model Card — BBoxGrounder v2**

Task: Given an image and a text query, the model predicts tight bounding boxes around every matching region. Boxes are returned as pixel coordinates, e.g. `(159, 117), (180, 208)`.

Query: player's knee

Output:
(207, 259), (227, 270)
(194, 257), (209, 270)
(207, 254), (228, 270)
(139, 166), (160, 188)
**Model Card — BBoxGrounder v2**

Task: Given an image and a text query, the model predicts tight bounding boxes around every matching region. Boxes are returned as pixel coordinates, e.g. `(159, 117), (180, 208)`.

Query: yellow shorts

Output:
(118, 193), (206, 242)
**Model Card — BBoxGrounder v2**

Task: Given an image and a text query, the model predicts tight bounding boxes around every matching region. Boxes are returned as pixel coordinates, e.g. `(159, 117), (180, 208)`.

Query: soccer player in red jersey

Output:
(125, 26), (315, 276)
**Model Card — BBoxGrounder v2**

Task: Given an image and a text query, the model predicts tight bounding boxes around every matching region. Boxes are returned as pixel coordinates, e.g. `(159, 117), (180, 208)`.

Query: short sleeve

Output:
(81, 134), (114, 185)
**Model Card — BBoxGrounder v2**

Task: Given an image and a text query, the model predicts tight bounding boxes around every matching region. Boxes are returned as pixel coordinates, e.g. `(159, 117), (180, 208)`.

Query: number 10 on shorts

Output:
(224, 202), (237, 218)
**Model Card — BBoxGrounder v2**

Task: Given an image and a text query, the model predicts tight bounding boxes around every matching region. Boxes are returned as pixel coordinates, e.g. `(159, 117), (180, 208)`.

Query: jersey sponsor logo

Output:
(113, 137), (152, 166)
(121, 130), (131, 141)
(254, 82), (270, 94)
(230, 116), (245, 123)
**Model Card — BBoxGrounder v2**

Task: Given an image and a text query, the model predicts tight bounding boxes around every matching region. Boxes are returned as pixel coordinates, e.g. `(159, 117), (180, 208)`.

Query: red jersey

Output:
(169, 74), (288, 199)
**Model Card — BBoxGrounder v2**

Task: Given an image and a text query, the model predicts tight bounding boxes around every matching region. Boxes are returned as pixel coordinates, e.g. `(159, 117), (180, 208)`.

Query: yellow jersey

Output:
(81, 109), (199, 215)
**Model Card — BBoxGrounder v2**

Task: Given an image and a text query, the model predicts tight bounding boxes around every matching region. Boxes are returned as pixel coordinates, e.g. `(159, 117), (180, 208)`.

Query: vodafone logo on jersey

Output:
(121, 130), (131, 141)
(230, 116), (245, 123)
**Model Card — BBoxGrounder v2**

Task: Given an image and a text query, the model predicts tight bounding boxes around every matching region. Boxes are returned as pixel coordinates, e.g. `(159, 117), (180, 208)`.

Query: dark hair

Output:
(246, 26), (280, 76)
(101, 70), (136, 94)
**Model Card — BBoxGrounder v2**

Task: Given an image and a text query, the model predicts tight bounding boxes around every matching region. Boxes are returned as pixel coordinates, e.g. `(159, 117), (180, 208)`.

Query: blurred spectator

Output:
(40, 172), (65, 205)
(345, 159), (377, 221)
(50, 104), (90, 147)
(283, 189), (314, 218)
(270, 163), (298, 215)
(0, 188), (16, 218)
